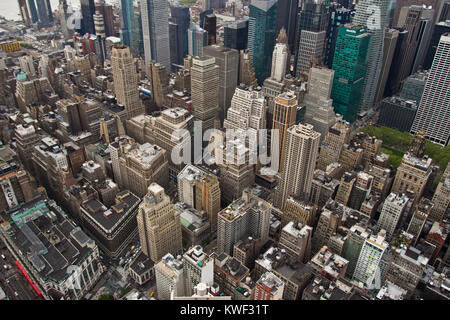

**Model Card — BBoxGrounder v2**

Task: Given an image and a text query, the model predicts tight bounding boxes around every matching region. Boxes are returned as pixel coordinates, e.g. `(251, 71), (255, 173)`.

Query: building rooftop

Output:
(5, 196), (96, 283)
(257, 271), (284, 295)
(81, 190), (140, 232)
(129, 251), (154, 277)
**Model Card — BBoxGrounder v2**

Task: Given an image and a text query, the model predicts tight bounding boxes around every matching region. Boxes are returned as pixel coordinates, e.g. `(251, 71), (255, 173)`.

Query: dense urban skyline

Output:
(0, 0), (449, 304)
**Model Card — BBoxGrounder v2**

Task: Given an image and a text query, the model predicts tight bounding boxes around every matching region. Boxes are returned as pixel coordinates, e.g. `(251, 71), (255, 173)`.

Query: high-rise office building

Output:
(279, 221), (313, 263)
(330, 24), (371, 123)
(223, 85), (266, 138)
(35, 0), (54, 28)
(109, 136), (169, 198)
(80, 0), (95, 35)
(303, 66), (339, 140)
(93, 10), (106, 38)
(204, 14), (217, 45)
(272, 91), (298, 172)
(423, 21), (450, 70)
(216, 137), (256, 205)
(26, 0), (39, 25)
(141, 0), (171, 71)
(111, 44), (144, 119)
(120, 0), (133, 46)
(217, 189), (271, 255)
(353, 0), (390, 114)
(275, 0), (299, 55)
(248, 0), (278, 84)
(295, 0), (329, 76)
(203, 45), (240, 122)
(410, 34), (450, 146)
(387, 6), (434, 95)
(275, 123), (320, 210)
(137, 183), (183, 262)
(374, 28), (399, 105)
(377, 193), (410, 240)
(270, 43), (288, 82)
(188, 24), (208, 57)
(353, 230), (389, 288)
(177, 165), (221, 232)
(238, 50), (258, 88)
(95, 1), (115, 37)
(191, 56), (220, 132)
(377, 96), (417, 133)
(224, 19), (249, 51)
(18, 0), (31, 26)
(170, 5), (190, 71)
(324, 5), (351, 69)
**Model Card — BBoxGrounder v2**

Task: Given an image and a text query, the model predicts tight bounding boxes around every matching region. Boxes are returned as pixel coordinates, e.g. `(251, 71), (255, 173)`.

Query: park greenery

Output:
(178, 0), (198, 6)
(361, 126), (450, 171)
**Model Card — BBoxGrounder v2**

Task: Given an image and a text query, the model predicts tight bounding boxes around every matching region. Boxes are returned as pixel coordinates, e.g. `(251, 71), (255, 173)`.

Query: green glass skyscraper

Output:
(248, 0), (277, 85)
(330, 24), (371, 123)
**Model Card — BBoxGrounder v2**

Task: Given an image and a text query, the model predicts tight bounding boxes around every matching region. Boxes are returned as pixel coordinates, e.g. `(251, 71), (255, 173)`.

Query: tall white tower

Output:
(271, 42), (288, 82)
(353, 0), (390, 114)
(411, 34), (450, 146)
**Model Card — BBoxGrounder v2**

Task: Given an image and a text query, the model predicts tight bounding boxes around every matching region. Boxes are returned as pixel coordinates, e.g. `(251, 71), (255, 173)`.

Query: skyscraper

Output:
(80, 0), (95, 35)
(35, 0), (54, 28)
(295, 0), (329, 76)
(353, 0), (390, 114)
(137, 183), (183, 262)
(170, 5), (190, 71)
(18, 0), (31, 26)
(223, 85), (266, 142)
(58, 0), (73, 39)
(204, 14), (217, 45)
(203, 45), (239, 122)
(324, 5), (351, 68)
(303, 66), (339, 140)
(429, 163), (450, 222)
(411, 33), (450, 146)
(191, 56), (220, 132)
(270, 43), (288, 82)
(275, 123), (321, 210)
(188, 24), (208, 57)
(111, 44), (145, 119)
(141, 0), (171, 71)
(272, 92), (298, 172)
(248, 0), (278, 84)
(330, 24), (371, 123)
(224, 19), (249, 51)
(374, 28), (399, 105)
(275, 0), (299, 55)
(120, 0), (134, 47)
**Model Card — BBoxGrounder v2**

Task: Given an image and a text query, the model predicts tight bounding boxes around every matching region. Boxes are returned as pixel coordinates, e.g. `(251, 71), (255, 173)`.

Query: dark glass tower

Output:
(324, 4), (351, 68)
(330, 24), (371, 123)
(204, 14), (217, 45)
(80, 0), (96, 35)
(36, 0), (54, 28)
(224, 19), (249, 51)
(248, 0), (278, 85)
(275, 0), (299, 54)
(169, 5), (190, 71)
(120, 0), (134, 47)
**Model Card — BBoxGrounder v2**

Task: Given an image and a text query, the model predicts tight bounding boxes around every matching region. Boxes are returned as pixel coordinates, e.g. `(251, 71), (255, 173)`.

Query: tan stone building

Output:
(272, 92), (298, 172)
(137, 183), (182, 262)
(281, 196), (317, 228)
(429, 163), (450, 222)
(111, 44), (144, 119)
(109, 136), (169, 198)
